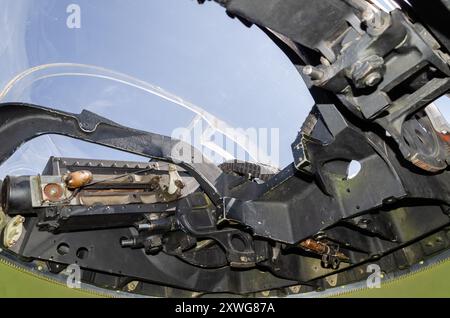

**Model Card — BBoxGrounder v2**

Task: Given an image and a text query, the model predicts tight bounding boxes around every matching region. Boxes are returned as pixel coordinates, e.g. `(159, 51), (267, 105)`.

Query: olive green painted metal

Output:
(0, 260), (100, 298)
(336, 257), (450, 298)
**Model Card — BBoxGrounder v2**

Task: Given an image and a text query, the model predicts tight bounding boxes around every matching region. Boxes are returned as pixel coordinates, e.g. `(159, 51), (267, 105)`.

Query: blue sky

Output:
(0, 0), (447, 177)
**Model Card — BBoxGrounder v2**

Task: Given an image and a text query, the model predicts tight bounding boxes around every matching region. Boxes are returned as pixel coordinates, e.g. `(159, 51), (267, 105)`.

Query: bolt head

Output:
(362, 10), (375, 22)
(302, 65), (313, 75)
(364, 72), (382, 87)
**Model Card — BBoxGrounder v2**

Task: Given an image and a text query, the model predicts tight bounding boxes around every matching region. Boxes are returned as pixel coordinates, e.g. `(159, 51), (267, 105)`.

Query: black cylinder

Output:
(1, 176), (34, 215)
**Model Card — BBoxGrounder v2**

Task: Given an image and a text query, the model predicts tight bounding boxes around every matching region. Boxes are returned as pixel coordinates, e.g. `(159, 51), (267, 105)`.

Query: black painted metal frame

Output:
(0, 0), (449, 295)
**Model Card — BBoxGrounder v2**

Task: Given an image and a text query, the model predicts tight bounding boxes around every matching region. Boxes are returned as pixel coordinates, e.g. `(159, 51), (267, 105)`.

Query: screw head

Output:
(289, 285), (301, 294)
(127, 281), (139, 292)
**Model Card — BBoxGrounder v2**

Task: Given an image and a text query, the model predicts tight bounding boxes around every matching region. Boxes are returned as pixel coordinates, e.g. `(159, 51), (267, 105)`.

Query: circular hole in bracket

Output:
(57, 243), (70, 256)
(76, 247), (89, 259)
(346, 160), (362, 180)
(230, 235), (247, 252)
